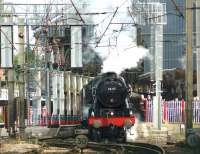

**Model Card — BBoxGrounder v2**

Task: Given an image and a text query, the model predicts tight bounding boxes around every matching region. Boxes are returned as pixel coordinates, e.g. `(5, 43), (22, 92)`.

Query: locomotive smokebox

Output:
(96, 76), (128, 108)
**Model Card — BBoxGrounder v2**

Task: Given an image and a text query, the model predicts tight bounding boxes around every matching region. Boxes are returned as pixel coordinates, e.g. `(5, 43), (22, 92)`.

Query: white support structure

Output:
(52, 71), (58, 115)
(32, 71), (41, 125)
(135, 2), (167, 25)
(71, 26), (83, 68)
(135, 1), (166, 130)
(72, 75), (77, 115)
(153, 24), (163, 129)
(63, 72), (91, 116)
(59, 71), (65, 115)
(150, 26), (155, 81)
(0, 26), (13, 68)
(66, 72), (72, 115)
(0, 3), (91, 26)
(77, 75), (83, 113)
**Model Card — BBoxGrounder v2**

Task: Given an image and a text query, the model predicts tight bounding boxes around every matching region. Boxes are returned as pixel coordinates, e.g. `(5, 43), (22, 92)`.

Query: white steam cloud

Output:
(6, 0), (148, 74)
(90, 0), (148, 74)
(102, 32), (148, 73)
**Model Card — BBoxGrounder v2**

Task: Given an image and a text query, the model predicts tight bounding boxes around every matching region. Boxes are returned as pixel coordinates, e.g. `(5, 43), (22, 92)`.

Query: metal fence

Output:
(27, 106), (81, 127)
(26, 100), (200, 126)
(144, 99), (200, 124)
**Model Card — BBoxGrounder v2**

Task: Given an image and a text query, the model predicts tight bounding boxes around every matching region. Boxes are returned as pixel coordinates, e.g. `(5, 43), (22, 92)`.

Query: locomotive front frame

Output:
(81, 72), (136, 141)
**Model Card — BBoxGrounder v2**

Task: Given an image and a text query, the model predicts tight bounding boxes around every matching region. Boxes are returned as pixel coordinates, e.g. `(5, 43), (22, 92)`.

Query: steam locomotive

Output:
(81, 72), (135, 141)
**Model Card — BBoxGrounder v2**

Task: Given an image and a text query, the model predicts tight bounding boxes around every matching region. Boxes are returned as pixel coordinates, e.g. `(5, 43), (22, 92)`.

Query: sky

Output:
(3, 0), (148, 74)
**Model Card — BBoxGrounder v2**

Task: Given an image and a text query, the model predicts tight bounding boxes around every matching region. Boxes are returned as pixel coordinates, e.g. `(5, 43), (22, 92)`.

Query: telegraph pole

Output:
(196, 0), (200, 97)
(185, 0), (193, 139)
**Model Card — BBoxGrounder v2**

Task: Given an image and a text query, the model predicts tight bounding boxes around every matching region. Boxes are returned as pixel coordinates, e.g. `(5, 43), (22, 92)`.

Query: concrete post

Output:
(59, 71), (65, 115)
(64, 71), (67, 115)
(154, 24), (163, 130)
(7, 69), (15, 136)
(57, 71), (60, 116)
(185, 0), (193, 139)
(152, 24), (163, 130)
(18, 18), (25, 138)
(32, 71), (41, 126)
(196, 0), (200, 97)
(67, 72), (71, 115)
(73, 75), (77, 115)
(77, 76), (83, 113)
(52, 71), (58, 115)
(150, 26), (155, 81)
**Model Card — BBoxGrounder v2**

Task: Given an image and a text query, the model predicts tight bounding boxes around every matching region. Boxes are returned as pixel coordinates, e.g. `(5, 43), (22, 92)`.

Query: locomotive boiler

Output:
(81, 72), (135, 141)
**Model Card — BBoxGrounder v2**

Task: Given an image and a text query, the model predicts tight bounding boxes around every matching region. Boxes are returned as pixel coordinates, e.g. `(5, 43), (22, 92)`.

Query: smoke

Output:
(82, 46), (102, 65)
(88, 0), (148, 74)
(101, 33), (148, 74)
(126, 113), (150, 142)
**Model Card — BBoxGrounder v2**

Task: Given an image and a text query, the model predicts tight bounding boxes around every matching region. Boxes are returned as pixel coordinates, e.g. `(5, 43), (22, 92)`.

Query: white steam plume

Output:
(102, 33), (148, 74)
(89, 0), (148, 74)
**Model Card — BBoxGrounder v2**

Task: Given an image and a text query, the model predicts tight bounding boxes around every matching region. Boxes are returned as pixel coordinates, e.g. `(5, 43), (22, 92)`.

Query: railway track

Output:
(39, 138), (165, 154)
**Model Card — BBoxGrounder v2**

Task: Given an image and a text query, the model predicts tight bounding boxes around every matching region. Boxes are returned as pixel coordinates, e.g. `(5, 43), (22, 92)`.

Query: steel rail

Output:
(39, 138), (165, 154)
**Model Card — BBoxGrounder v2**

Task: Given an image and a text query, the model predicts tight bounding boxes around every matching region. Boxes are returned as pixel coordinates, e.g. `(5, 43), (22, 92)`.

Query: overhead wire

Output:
(95, 0), (130, 47)
(69, 0), (85, 24)
(170, 0), (184, 18)
(0, 0), (187, 71)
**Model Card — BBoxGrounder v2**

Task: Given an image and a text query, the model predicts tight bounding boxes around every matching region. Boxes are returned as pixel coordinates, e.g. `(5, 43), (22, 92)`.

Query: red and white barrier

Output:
(144, 99), (200, 124)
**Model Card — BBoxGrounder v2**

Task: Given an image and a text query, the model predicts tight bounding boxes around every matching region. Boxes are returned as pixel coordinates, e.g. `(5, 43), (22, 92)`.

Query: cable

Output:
(170, 0), (184, 18)
(0, 27), (16, 50)
(69, 0), (85, 24)
(95, 7), (119, 47)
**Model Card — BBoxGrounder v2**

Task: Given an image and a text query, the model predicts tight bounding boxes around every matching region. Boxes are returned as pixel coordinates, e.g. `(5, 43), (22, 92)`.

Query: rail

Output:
(39, 138), (165, 154)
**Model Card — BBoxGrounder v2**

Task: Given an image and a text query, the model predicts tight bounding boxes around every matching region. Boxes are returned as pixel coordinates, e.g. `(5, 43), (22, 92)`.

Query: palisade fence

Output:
(27, 107), (82, 127)
(144, 99), (200, 124)
(26, 99), (200, 126)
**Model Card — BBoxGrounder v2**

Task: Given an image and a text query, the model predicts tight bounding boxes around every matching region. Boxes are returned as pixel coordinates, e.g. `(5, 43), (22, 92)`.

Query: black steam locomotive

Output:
(81, 72), (135, 141)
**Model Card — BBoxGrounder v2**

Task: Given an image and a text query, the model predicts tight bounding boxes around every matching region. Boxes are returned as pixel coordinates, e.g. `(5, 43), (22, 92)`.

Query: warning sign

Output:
(75, 135), (88, 149)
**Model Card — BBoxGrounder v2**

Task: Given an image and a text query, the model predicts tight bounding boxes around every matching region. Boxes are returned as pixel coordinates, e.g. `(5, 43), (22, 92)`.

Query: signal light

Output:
(110, 111), (114, 116)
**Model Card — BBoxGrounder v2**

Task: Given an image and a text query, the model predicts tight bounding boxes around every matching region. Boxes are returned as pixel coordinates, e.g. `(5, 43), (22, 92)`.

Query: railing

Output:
(26, 100), (200, 126)
(27, 106), (81, 127)
(193, 101), (200, 123)
(48, 115), (81, 125)
(144, 99), (200, 124)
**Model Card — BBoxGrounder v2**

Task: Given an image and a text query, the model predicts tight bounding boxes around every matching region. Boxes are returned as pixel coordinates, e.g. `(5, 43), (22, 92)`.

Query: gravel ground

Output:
(163, 143), (198, 154)
(1, 142), (196, 154)
(0, 143), (41, 153)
